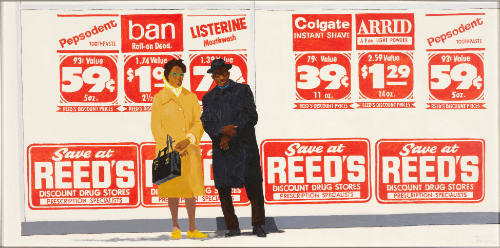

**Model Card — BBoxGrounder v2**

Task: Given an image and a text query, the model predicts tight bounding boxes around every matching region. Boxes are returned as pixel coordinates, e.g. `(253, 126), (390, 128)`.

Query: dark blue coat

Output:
(201, 80), (263, 189)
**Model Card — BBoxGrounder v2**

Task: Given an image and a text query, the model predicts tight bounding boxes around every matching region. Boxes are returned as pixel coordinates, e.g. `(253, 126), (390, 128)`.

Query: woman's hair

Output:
(163, 59), (187, 78)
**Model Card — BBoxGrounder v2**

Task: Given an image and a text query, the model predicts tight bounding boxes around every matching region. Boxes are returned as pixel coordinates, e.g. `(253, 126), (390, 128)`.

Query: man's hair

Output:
(163, 59), (186, 77)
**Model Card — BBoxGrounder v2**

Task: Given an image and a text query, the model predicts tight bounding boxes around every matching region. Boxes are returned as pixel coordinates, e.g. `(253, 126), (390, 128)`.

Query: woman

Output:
(151, 59), (207, 239)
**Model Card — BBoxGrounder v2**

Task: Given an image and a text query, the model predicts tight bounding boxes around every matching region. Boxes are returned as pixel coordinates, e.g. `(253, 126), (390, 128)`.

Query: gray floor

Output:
(21, 212), (500, 236)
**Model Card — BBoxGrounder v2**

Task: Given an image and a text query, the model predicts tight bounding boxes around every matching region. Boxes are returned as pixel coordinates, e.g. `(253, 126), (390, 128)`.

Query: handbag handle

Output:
(156, 135), (176, 158)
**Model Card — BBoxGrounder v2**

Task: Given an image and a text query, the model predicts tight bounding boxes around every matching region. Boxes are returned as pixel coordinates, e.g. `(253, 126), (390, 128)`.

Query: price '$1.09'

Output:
(60, 56), (117, 103)
(295, 53), (351, 100)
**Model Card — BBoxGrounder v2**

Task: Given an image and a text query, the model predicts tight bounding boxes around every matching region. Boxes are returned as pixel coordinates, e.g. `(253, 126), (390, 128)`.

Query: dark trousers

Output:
(217, 183), (265, 229)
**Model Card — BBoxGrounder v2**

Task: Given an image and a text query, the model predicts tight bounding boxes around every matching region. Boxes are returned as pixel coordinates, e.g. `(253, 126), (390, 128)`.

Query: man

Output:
(201, 58), (267, 238)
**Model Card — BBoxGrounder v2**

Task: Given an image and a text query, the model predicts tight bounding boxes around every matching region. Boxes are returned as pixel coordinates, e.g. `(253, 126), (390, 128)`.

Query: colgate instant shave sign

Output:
(356, 13), (415, 50)
(121, 14), (183, 53)
(56, 14), (120, 52)
(189, 54), (248, 101)
(424, 13), (486, 110)
(58, 55), (119, 112)
(292, 14), (353, 110)
(292, 14), (352, 51)
(27, 144), (140, 209)
(122, 54), (181, 111)
(262, 139), (370, 204)
(140, 142), (249, 207)
(376, 139), (484, 203)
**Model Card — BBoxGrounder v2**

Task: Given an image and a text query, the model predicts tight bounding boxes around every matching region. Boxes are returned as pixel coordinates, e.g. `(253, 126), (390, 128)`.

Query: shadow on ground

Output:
(76, 230), (285, 242)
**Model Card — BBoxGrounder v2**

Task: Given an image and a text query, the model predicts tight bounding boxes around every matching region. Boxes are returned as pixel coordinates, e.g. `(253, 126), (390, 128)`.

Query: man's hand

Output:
(221, 125), (238, 138)
(174, 138), (191, 152)
(220, 136), (230, 150)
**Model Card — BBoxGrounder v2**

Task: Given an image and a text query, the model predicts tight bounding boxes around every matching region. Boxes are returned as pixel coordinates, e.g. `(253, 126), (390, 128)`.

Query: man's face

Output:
(211, 67), (230, 87)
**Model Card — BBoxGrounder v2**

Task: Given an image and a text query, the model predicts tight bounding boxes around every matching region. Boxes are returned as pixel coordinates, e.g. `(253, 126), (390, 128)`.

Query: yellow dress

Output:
(150, 87), (205, 198)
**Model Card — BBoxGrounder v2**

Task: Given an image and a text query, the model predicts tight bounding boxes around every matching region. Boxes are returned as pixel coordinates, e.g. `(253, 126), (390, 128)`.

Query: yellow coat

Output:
(150, 87), (205, 198)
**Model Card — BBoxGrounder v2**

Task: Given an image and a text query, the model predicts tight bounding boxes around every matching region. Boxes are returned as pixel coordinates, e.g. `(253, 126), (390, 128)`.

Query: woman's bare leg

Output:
(185, 197), (196, 232)
(168, 198), (180, 231)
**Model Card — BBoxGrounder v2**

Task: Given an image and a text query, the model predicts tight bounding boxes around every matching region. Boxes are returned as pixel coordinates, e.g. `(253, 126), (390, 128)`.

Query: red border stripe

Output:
(57, 50), (120, 53)
(186, 14), (246, 17)
(425, 13), (485, 16)
(57, 14), (119, 17)
(426, 48), (485, 52)
(188, 49), (247, 51)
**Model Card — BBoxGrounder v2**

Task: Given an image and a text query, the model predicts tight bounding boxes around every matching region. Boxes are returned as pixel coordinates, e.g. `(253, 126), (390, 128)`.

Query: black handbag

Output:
(152, 135), (181, 185)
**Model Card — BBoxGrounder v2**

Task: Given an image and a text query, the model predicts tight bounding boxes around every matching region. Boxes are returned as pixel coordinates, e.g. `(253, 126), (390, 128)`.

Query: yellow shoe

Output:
(171, 229), (181, 240)
(187, 229), (208, 239)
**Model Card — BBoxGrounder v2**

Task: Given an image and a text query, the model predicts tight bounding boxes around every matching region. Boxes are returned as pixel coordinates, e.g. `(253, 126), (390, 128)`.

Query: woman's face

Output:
(167, 65), (184, 87)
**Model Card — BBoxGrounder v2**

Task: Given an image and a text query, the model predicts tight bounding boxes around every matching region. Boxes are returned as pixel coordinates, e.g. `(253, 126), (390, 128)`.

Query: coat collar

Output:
(158, 87), (189, 105)
(214, 80), (236, 95)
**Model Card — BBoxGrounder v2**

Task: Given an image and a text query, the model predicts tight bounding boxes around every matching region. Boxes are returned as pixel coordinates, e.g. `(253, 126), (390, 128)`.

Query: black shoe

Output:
(252, 225), (267, 237)
(225, 228), (241, 237)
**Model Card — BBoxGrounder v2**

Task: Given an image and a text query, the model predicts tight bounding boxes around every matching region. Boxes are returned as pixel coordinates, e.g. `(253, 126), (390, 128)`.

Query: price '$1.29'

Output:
(295, 53), (351, 100)
(428, 53), (484, 101)
(60, 56), (117, 103)
(358, 52), (414, 99)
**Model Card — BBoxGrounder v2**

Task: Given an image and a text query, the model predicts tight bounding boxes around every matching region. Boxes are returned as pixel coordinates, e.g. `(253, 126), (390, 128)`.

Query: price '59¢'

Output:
(428, 53), (484, 101)
(295, 53), (351, 100)
(60, 56), (118, 103)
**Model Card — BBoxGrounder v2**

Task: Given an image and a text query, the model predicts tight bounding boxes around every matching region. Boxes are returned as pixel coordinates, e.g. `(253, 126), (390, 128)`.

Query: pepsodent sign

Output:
(27, 144), (140, 209)
(376, 139), (484, 203)
(261, 139), (370, 204)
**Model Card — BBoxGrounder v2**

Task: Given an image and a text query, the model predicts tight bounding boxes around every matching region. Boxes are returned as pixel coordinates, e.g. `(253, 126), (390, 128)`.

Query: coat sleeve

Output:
(151, 94), (166, 148)
(201, 95), (222, 142)
(188, 94), (204, 145)
(233, 85), (258, 133)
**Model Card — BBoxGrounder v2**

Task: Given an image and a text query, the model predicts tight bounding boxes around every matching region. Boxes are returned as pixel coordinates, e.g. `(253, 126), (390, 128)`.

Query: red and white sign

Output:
(121, 14), (183, 53)
(27, 143), (140, 209)
(123, 54), (180, 106)
(185, 14), (250, 51)
(56, 14), (120, 53)
(424, 13), (485, 50)
(428, 53), (484, 102)
(140, 142), (250, 207)
(58, 55), (119, 112)
(295, 53), (351, 101)
(189, 54), (248, 101)
(358, 52), (414, 100)
(292, 14), (352, 51)
(376, 139), (484, 203)
(261, 139), (370, 204)
(356, 13), (415, 50)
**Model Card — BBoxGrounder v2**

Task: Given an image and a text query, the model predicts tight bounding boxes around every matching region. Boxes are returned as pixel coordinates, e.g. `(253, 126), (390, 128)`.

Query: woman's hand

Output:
(175, 138), (191, 152)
